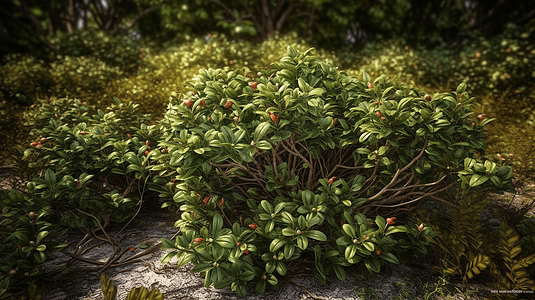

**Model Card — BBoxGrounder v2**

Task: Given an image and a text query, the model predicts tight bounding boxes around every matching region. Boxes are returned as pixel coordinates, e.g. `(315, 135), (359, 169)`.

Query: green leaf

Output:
(44, 169), (56, 186)
(276, 261), (287, 276)
(255, 280), (266, 294)
(215, 235), (236, 248)
(212, 214), (223, 235)
(161, 238), (176, 249)
(304, 230), (327, 241)
(469, 174), (489, 187)
(284, 243), (296, 259)
(254, 122), (271, 141)
(345, 244), (357, 260)
(456, 82), (467, 94)
(356, 148), (371, 155)
(333, 265), (346, 281)
(342, 224), (356, 239)
(282, 228), (297, 236)
(363, 71), (371, 84)
(192, 262), (213, 273)
(362, 242), (374, 252)
(380, 252), (400, 264)
(36, 231), (49, 244)
(270, 238), (287, 252)
(364, 258), (380, 273)
(297, 235), (308, 250)
(161, 251), (177, 264)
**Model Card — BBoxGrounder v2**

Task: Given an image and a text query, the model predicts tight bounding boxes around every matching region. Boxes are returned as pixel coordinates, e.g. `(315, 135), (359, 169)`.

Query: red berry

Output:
(257, 72), (262, 77)
(367, 82), (373, 89)
(144, 150), (150, 156)
(184, 98), (193, 108)
(374, 101), (380, 105)
(376, 111), (381, 117)
(471, 122), (475, 127)
(30, 142), (38, 147)
(424, 94), (431, 101)
(333, 118), (338, 124)
(80, 131), (87, 135)
(40, 137), (47, 144)
(270, 113), (278, 123)
(328, 177), (336, 186)
(129, 247), (136, 252)
(375, 250), (381, 255)
(418, 224), (424, 232)
(191, 92), (195, 95)
(146, 140), (150, 146)
(127, 134), (131, 138)
(249, 224), (258, 230)
(194, 238), (204, 243)
(162, 148), (168, 154)
(244, 250), (250, 254)
(200, 100), (205, 106)
(381, 116), (385, 120)
(233, 116), (239, 123)
(225, 101), (233, 109)
(477, 114), (486, 121)
(250, 82), (258, 90)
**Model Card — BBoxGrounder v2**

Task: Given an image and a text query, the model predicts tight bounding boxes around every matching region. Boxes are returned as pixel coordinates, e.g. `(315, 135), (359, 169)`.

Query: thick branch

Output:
(367, 142), (428, 201)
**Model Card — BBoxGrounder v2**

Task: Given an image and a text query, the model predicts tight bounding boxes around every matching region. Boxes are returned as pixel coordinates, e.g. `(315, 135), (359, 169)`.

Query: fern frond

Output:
(463, 254), (491, 281)
(101, 274), (118, 300)
(491, 222), (535, 292)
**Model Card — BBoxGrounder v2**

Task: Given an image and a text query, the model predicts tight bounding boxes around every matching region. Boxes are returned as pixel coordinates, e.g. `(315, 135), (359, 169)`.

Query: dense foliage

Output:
(151, 47), (513, 297)
(2, 0), (534, 57)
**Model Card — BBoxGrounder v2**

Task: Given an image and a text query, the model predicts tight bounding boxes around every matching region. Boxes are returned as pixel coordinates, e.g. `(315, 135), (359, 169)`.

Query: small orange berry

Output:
(386, 217), (397, 225)
(328, 177), (336, 186)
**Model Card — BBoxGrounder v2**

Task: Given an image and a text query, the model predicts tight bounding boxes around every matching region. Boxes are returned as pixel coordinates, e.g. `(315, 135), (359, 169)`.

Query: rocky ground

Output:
(2, 166), (534, 300)
(38, 204), (478, 300)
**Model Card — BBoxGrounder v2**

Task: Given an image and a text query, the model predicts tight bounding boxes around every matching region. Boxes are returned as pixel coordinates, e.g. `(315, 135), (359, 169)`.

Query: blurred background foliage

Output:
(0, 0), (534, 180)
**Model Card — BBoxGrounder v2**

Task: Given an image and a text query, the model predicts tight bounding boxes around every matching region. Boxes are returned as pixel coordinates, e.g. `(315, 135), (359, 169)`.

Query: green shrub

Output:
(353, 23), (535, 98)
(152, 47), (513, 297)
(49, 30), (147, 74)
(0, 54), (53, 105)
(1, 97), (159, 295)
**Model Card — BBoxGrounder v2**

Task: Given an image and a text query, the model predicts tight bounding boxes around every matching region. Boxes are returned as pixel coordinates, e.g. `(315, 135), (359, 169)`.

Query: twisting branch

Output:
(367, 142), (428, 201)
